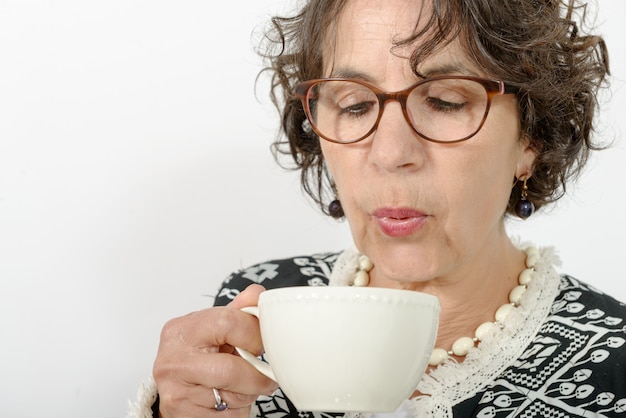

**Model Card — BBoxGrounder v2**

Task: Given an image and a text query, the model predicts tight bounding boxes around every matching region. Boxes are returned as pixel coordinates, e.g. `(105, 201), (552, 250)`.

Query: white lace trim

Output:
(330, 243), (562, 418)
(126, 375), (158, 418)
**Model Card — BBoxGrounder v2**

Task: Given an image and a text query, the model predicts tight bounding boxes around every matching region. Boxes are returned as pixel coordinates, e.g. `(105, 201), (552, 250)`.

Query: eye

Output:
(423, 86), (470, 112)
(425, 96), (466, 112)
(315, 81), (378, 119)
(335, 88), (377, 118)
(338, 99), (377, 117)
(412, 79), (483, 115)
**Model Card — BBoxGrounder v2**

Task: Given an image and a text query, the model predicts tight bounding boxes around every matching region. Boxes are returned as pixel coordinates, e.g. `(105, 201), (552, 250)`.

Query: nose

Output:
(367, 100), (426, 172)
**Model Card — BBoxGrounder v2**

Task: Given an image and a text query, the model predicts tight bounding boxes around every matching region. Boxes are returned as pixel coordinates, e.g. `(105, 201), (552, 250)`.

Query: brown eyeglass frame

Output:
(294, 75), (519, 144)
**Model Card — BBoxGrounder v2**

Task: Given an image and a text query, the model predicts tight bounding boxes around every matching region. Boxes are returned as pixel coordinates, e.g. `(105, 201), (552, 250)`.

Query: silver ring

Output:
(212, 388), (228, 411)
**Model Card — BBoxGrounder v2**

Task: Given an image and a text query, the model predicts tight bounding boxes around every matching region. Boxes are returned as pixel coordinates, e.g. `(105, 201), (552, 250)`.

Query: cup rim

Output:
(259, 285), (440, 310)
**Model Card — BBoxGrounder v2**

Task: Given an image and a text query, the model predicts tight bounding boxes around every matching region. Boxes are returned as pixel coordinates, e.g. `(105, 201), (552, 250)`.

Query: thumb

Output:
(228, 284), (266, 309)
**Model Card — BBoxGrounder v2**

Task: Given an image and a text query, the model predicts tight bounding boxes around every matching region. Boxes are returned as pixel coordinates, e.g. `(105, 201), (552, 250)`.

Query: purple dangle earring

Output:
(514, 177), (535, 219)
(328, 182), (344, 219)
(328, 199), (344, 219)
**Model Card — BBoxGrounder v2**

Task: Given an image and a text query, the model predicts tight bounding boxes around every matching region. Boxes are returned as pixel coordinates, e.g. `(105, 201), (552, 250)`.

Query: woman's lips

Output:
(372, 207), (428, 237)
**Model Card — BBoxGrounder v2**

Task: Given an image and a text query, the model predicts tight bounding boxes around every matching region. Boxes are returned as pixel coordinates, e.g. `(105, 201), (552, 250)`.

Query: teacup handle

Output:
(234, 306), (277, 382)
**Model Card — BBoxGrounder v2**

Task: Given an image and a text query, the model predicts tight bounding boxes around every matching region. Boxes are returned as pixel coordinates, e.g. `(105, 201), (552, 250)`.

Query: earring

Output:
(514, 177), (535, 219)
(328, 199), (344, 219)
(328, 181), (344, 219)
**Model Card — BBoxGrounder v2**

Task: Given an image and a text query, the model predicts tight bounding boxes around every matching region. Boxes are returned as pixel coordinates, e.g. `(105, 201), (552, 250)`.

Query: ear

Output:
(515, 134), (539, 179)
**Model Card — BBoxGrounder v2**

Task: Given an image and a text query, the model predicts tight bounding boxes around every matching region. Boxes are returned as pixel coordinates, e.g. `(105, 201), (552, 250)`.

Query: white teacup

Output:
(235, 286), (440, 413)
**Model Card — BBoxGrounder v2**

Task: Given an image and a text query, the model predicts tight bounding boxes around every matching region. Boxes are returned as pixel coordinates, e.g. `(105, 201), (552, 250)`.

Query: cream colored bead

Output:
(350, 248), (541, 367)
(358, 255), (374, 272)
(475, 321), (495, 341)
(495, 303), (515, 324)
(452, 337), (475, 356)
(518, 268), (534, 285)
(526, 252), (540, 268)
(526, 246), (539, 258)
(509, 285), (527, 305)
(353, 270), (370, 287)
(429, 348), (449, 366)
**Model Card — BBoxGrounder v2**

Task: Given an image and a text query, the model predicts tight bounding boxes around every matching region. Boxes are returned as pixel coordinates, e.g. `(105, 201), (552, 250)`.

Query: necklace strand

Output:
(350, 248), (539, 366)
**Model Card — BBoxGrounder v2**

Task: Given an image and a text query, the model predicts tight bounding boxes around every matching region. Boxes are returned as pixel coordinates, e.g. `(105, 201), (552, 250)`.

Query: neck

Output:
(369, 238), (527, 355)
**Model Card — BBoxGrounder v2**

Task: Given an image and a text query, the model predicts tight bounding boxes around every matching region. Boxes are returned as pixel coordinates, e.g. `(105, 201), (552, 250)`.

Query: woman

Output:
(128, 0), (626, 417)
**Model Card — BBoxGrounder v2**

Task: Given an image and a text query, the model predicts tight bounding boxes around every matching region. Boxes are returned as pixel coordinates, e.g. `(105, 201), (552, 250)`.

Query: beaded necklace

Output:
(349, 247), (539, 366)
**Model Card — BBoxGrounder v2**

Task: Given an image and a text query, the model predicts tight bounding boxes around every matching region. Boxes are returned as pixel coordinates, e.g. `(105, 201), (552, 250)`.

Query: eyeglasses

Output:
(295, 76), (518, 144)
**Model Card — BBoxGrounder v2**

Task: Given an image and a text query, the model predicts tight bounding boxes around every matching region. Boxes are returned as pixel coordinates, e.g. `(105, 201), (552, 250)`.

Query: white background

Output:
(0, 1), (624, 417)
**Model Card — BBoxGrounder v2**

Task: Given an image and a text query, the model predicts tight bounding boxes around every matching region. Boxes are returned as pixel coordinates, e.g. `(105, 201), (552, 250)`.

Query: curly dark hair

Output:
(258, 0), (610, 217)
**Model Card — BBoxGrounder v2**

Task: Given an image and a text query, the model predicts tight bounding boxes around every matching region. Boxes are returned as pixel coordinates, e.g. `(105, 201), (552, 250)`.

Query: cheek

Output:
(320, 144), (373, 235)
(441, 143), (519, 223)
(321, 142), (362, 191)
(320, 143), (340, 191)
(433, 164), (510, 256)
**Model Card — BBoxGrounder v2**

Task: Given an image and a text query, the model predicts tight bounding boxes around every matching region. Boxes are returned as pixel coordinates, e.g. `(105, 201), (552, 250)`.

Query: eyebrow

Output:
(328, 62), (481, 82)
(327, 68), (376, 82)
(416, 62), (480, 78)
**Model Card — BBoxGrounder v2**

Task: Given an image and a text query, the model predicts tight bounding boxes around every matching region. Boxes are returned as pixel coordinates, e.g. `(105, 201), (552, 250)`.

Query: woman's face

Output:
(320, 0), (536, 285)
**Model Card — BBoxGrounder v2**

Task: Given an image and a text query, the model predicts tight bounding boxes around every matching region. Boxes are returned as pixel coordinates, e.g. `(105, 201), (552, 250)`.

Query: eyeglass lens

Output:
(306, 78), (491, 143)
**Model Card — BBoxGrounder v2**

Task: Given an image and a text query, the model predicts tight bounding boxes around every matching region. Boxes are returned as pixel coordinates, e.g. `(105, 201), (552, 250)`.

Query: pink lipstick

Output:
(373, 207), (427, 237)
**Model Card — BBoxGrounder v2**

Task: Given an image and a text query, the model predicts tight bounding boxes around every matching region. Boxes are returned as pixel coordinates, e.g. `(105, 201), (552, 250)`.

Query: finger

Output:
(228, 283), (266, 309)
(157, 376), (265, 418)
(212, 387), (261, 410)
(161, 383), (259, 411)
(159, 306), (264, 355)
(179, 352), (278, 396)
(159, 388), (252, 418)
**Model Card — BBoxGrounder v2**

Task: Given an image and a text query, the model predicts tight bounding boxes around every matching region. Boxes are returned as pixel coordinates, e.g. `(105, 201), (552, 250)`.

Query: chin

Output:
(368, 243), (438, 284)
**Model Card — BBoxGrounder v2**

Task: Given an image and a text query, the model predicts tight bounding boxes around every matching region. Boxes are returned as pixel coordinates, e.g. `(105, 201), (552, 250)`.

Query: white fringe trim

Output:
(127, 243), (562, 418)
(126, 376), (158, 418)
(333, 243), (562, 418)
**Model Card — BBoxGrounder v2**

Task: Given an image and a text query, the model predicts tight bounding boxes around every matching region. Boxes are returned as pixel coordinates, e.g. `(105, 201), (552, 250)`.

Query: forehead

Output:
(324, 0), (477, 78)
(337, 0), (425, 43)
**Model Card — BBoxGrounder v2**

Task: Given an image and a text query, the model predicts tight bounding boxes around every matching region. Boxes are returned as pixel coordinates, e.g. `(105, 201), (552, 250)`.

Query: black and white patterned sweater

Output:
(127, 247), (626, 418)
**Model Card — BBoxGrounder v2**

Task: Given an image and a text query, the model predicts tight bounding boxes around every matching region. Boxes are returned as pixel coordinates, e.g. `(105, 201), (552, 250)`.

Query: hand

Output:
(153, 284), (278, 418)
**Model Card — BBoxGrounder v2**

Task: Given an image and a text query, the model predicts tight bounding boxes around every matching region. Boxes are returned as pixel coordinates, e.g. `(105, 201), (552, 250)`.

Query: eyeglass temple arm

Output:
(503, 83), (519, 95)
